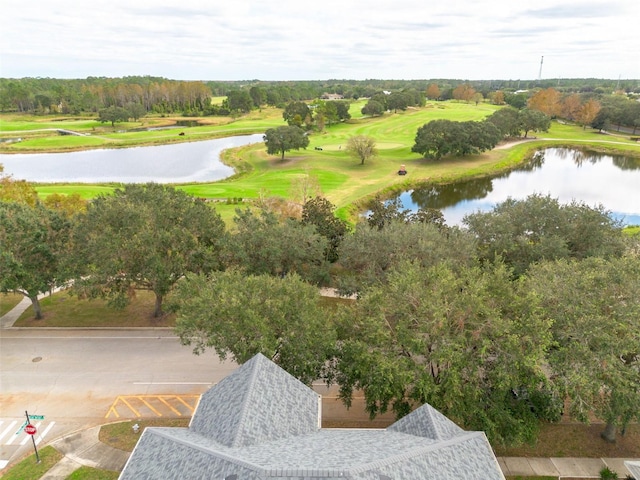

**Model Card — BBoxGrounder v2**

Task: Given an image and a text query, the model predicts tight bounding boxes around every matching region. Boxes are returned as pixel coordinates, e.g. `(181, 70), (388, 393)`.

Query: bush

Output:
(600, 466), (618, 480)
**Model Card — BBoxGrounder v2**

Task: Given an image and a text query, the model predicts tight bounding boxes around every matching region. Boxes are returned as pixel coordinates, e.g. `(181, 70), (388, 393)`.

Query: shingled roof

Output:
(119, 353), (505, 479)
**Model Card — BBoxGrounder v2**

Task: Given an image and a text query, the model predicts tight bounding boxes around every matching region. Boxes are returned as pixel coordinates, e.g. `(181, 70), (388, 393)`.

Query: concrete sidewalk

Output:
(498, 456), (639, 478)
(41, 426), (130, 479)
(0, 296), (31, 329)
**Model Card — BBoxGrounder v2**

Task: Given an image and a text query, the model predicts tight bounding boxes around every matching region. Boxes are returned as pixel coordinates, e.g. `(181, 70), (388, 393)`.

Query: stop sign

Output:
(24, 424), (37, 435)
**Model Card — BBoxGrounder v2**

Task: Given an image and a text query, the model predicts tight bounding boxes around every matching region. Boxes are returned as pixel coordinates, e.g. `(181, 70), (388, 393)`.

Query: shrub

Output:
(600, 466), (618, 480)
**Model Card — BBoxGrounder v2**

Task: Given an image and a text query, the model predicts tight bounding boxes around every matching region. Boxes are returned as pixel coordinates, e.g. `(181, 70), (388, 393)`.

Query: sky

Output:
(1, 0), (639, 81)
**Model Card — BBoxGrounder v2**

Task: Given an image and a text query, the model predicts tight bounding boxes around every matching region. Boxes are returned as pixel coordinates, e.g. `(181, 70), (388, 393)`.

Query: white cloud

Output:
(1, 0), (638, 80)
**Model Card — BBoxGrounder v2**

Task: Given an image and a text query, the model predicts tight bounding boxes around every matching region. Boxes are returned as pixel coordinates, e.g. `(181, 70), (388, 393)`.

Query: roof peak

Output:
(190, 353), (320, 447)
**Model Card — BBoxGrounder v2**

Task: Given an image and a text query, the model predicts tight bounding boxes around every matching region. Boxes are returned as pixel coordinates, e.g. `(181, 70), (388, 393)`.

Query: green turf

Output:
(0, 446), (63, 480)
(35, 184), (118, 199)
(1, 293), (24, 316)
(14, 289), (175, 327)
(5, 102), (640, 224)
(65, 466), (120, 479)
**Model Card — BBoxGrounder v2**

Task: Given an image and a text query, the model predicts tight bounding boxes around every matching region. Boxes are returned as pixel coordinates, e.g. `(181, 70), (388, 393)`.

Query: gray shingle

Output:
(189, 353), (320, 447)
(387, 402), (464, 440)
(120, 354), (505, 480)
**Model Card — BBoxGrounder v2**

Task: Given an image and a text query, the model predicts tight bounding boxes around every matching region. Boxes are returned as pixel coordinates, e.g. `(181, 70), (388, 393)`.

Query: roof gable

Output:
(189, 353), (320, 447)
(387, 403), (464, 440)
(121, 354), (505, 479)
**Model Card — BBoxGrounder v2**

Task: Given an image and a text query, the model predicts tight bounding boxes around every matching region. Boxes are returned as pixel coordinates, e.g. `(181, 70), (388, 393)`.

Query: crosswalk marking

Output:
(0, 419), (56, 447)
(0, 421), (18, 443)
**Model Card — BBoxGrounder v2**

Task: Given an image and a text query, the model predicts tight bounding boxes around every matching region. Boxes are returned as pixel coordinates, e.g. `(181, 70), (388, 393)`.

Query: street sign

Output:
(29, 415), (45, 420)
(15, 420), (28, 435)
(24, 424), (37, 435)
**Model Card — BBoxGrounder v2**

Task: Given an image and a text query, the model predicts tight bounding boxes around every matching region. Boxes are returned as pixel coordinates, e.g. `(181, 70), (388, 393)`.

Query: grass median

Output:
(14, 289), (175, 328)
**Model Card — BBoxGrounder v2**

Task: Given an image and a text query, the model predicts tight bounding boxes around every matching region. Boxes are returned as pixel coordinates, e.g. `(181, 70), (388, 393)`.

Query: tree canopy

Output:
(70, 183), (226, 317)
(346, 135), (378, 165)
(173, 271), (336, 385)
(0, 165), (38, 206)
(361, 99), (385, 117)
(263, 125), (310, 160)
(525, 256), (640, 443)
(228, 207), (328, 283)
(282, 101), (312, 128)
(98, 105), (131, 127)
(301, 196), (349, 263)
(463, 194), (626, 277)
(336, 219), (475, 295)
(332, 260), (554, 445)
(0, 201), (71, 319)
(411, 119), (501, 159)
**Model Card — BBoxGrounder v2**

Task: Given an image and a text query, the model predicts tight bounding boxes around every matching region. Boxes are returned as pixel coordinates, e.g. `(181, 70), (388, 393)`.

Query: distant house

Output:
(321, 93), (344, 100)
(119, 354), (505, 479)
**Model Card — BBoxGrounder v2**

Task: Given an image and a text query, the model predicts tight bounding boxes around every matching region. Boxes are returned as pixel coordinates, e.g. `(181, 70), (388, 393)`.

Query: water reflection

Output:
(396, 148), (640, 226)
(0, 134), (263, 183)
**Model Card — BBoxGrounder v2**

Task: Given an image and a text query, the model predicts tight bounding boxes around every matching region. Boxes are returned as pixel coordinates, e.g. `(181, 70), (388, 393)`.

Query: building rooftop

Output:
(120, 353), (505, 479)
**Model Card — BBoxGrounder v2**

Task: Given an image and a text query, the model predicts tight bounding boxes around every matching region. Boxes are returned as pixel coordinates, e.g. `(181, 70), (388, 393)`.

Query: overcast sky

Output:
(1, 0), (638, 81)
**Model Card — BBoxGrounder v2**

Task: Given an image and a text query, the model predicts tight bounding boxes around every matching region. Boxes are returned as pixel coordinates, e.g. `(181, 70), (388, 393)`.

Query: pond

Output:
(0, 134), (264, 183)
(394, 148), (640, 226)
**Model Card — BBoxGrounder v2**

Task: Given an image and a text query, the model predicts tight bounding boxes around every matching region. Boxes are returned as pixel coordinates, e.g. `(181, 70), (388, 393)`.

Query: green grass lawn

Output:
(65, 466), (120, 479)
(0, 446), (119, 479)
(5, 102), (640, 224)
(0, 446), (63, 480)
(1, 292), (24, 316)
(100, 419), (190, 452)
(14, 289), (175, 327)
(493, 422), (640, 458)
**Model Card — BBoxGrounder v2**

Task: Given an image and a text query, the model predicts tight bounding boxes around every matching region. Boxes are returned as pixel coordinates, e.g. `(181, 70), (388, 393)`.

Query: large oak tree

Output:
(525, 256), (640, 443)
(173, 271), (336, 385)
(0, 201), (71, 319)
(463, 194), (625, 277)
(263, 125), (310, 160)
(227, 207), (328, 283)
(70, 183), (226, 317)
(332, 260), (554, 445)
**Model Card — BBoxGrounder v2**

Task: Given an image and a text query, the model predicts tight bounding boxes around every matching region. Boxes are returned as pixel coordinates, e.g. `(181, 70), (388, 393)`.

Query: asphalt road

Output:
(0, 328), (238, 468)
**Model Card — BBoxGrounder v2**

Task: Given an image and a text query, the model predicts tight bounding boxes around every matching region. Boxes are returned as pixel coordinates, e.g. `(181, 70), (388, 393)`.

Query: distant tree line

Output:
(0, 76), (212, 115)
(3, 76), (638, 118)
(519, 87), (640, 133)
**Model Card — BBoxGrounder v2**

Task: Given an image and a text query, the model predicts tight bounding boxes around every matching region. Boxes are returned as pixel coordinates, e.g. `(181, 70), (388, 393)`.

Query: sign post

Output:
(25, 411), (40, 464)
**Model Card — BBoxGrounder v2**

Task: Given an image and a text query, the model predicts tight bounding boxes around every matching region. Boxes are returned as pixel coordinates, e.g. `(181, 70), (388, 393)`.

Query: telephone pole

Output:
(538, 56), (544, 81)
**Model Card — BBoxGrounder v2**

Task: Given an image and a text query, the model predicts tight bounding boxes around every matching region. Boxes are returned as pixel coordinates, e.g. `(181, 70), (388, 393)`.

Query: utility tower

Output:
(538, 56), (544, 81)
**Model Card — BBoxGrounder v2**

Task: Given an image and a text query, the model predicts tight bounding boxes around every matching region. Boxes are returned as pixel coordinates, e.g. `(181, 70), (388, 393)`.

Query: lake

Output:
(395, 148), (640, 226)
(0, 134), (264, 183)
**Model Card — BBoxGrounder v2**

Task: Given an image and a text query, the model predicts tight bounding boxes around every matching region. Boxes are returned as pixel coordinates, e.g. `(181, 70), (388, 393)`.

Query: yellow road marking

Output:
(138, 396), (163, 417)
(106, 405), (120, 419)
(119, 397), (141, 417)
(158, 397), (182, 416)
(174, 395), (197, 413)
(105, 395), (201, 418)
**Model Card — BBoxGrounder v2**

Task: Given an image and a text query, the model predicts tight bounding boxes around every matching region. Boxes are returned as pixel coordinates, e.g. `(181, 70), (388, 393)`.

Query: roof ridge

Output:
(149, 428), (264, 473)
(231, 353), (264, 448)
(347, 431), (486, 474)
